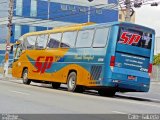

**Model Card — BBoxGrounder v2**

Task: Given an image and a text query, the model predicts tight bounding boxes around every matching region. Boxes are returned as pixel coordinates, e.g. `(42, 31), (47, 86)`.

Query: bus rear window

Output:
(118, 27), (152, 49)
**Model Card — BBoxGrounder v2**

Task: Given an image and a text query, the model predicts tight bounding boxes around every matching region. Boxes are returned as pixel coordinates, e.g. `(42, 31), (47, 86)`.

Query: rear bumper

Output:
(107, 71), (150, 92)
(109, 81), (150, 92)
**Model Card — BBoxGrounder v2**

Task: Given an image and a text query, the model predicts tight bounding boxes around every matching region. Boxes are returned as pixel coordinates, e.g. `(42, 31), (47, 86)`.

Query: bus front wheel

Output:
(22, 69), (31, 85)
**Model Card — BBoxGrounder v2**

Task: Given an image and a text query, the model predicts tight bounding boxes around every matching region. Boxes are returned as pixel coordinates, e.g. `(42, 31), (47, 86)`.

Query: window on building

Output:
(35, 34), (49, 49)
(61, 4), (68, 11)
(76, 29), (94, 48)
(61, 31), (77, 48)
(16, 0), (23, 16)
(96, 9), (102, 14)
(79, 7), (87, 12)
(93, 27), (110, 48)
(15, 25), (21, 40)
(47, 33), (62, 48)
(30, 0), (37, 17)
(68, 5), (76, 11)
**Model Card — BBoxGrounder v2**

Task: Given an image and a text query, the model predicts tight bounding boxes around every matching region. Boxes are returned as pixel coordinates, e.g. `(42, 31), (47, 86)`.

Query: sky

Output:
(135, 5), (160, 37)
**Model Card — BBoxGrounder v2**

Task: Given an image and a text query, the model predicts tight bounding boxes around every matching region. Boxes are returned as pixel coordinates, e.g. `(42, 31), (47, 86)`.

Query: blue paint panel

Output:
(36, 26), (47, 31)
(108, 0), (118, 4)
(0, 50), (6, 54)
(23, 0), (31, 17)
(37, 1), (48, 19)
(116, 44), (151, 57)
(49, 3), (88, 23)
(91, 9), (118, 23)
(21, 25), (29, 36)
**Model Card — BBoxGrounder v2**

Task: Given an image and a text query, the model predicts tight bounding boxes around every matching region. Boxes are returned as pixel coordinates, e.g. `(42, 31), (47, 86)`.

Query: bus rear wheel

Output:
(51, 82), (61, 89)
(98, 89), (116, 97)
(67, 72), (84, 93)
(22, 68), (31, 85)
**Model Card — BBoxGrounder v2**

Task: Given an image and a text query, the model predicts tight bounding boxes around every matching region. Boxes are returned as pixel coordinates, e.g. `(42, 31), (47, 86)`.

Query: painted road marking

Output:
(10, 90), (30, 96)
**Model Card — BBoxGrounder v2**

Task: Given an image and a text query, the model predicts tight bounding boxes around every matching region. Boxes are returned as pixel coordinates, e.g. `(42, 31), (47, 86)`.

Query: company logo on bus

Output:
(33, 56), (54, 73)
(120, 32), (141, 45)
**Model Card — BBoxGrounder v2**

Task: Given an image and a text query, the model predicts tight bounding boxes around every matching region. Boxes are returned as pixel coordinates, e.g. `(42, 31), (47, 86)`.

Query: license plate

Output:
(128, 75), (136, 80)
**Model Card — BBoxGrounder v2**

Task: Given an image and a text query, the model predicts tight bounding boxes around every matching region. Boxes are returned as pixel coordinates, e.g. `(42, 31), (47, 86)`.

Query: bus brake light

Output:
(148, 64), (152, 74)
(110, 56), (115, 67)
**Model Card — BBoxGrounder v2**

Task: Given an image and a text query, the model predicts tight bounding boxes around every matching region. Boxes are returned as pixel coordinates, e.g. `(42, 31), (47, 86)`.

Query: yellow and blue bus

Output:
(11, 22), (155, 96)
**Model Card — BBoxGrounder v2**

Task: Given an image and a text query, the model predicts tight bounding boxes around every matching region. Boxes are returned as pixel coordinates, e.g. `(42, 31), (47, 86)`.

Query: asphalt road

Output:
(0, 78), (160, 114)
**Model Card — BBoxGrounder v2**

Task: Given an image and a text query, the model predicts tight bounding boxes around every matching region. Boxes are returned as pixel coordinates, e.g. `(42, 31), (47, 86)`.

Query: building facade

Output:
(0, 0), (118, 64)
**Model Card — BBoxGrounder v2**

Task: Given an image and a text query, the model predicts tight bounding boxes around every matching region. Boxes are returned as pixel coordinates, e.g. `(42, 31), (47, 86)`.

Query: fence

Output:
(151, 65), (160, 82)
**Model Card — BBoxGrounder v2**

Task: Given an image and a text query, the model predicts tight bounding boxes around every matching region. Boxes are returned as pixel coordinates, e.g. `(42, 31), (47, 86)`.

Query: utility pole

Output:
(125, 0), (131, 22)
(3, 0), (13, 77)
(47, 0), (50, 30)
(88, 0), (93, 22)
(88, 6), (91, 22)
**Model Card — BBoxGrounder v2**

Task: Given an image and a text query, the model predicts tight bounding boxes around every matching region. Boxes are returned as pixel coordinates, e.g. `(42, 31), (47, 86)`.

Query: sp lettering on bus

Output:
(120, 32), (141, 45)
(33, 56), (54, 73)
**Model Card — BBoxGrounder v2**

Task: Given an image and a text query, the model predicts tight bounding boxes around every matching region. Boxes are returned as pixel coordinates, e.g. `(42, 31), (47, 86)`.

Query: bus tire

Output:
(98, 90), (116, 97)
(67, 72), (84, 93)
(67, 72), (77, 92)
(22, 68), (31, 85)
(51, 82), (61, 89)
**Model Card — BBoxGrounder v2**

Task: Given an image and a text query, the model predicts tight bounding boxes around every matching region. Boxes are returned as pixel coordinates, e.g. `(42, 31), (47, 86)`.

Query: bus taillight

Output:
(110, 56), (115, 67)
(148, 63), (152, 75)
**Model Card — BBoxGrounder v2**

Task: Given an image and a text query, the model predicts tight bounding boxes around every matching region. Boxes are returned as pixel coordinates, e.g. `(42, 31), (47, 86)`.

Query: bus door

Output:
(12, 44), (23, 77)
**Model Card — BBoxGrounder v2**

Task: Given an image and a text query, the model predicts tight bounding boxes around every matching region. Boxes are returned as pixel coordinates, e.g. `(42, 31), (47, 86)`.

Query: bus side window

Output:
(76, 29), (94, 48)
(25, 35), (37, 49)
(93, 27), (109, 48)
(47, 33), (62, 48)
(35, 34), (48, 49)
(61, 31), (77, 48)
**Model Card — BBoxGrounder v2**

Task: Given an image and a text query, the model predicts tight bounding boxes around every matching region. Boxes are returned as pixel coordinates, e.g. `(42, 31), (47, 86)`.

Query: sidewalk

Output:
(0, 74), (14, 80)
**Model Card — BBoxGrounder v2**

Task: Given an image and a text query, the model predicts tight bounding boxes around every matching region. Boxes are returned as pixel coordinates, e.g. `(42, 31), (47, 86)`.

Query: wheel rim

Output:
(23, 72), (28, 82)
(69, 76), (76, 90)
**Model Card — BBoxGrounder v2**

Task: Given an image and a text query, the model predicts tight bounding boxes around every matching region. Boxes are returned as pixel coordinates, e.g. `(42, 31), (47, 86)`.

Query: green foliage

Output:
(153, 54), (160, 65)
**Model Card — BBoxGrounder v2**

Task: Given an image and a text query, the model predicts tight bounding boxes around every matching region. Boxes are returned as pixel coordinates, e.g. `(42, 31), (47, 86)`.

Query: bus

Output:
(11, 22), (155, 97)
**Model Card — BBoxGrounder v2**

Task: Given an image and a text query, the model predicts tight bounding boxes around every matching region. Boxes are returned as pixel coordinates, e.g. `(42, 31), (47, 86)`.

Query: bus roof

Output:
(83, 22), (155, 33)
(21, 21), (155, 39)
(22, 22), (95, 38)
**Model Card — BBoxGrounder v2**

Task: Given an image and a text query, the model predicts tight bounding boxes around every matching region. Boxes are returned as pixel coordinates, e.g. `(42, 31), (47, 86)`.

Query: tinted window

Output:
(47, 33), (62, 48)
(118, 27), (152, 49)
(61, 31), (77, 48)
(76, 29), (94, 48)
(93, 27), (109, 47)
(24, 35), (37, 49)
(35, 34), (48, 49)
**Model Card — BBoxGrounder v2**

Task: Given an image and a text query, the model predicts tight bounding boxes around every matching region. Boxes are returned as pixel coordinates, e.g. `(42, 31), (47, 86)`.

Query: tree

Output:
(153, 54), (160, 65)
